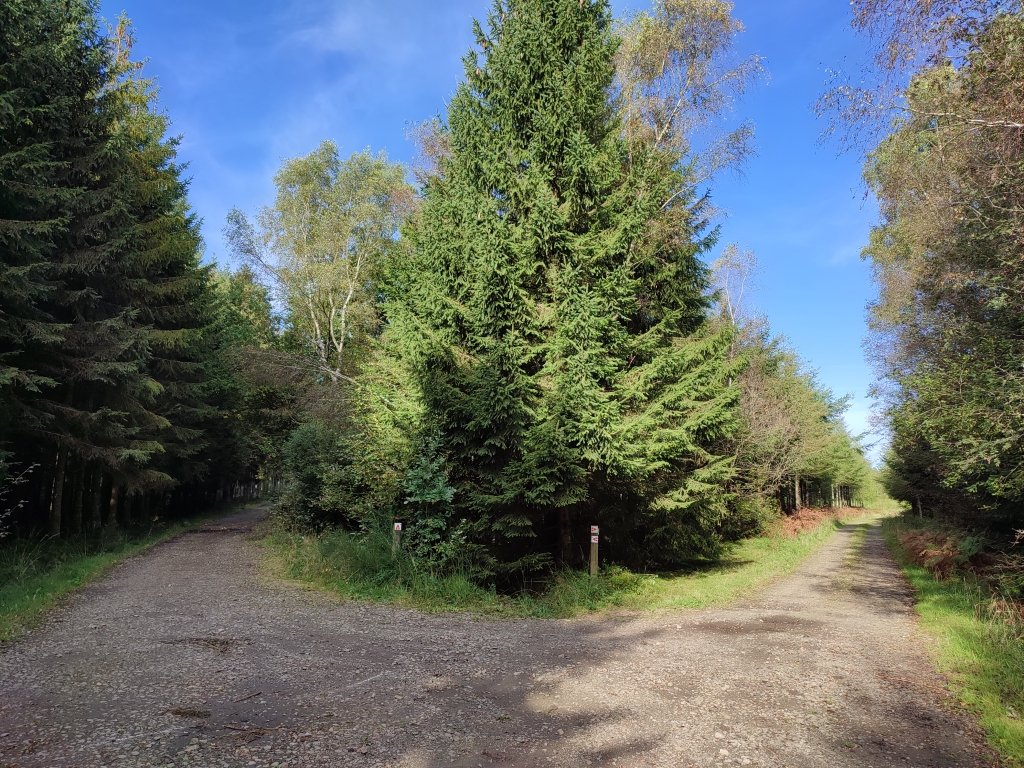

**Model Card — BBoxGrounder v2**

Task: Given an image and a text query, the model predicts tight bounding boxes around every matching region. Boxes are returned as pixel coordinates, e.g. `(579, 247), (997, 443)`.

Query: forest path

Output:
(0, 509), (992, 768)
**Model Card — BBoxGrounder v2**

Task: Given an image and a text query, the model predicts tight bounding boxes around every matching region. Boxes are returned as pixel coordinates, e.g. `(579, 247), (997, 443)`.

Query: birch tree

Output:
(226, 143), (414, 384)
(613, 0), (764, 184)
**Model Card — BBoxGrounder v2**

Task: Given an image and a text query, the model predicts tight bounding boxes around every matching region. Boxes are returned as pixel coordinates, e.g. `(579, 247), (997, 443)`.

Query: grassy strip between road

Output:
(0, 506), (246, 643)
(883, 515), (1024, 768)
(261, 510), (878, 618)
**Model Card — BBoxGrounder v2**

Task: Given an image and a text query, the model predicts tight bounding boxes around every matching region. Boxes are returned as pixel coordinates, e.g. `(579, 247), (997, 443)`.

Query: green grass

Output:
(0, 507), (245, 642)
(883, 515), (1024, 767)
(261, 510), (876, 618)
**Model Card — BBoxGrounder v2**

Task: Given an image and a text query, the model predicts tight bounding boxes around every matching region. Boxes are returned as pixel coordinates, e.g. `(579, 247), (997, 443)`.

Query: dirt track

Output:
(0, 509), (993, 767)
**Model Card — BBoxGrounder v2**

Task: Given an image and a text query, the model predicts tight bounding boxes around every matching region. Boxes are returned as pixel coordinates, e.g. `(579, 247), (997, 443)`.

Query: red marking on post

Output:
(591, 526), (599, 534)
(394, 522), (402, 531)
(591, 535), (599, 543)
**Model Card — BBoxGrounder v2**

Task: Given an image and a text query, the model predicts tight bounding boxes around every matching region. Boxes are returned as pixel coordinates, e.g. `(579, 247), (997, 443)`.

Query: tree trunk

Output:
(48, 449), (68, 536)
(559, 507), (573, 564)
(37, 468), (53, 521)
(68, 461), (85, 534)
(87, 467), (102, 529)
(108, 484), (121, 529)
(123, 491), (134, 526)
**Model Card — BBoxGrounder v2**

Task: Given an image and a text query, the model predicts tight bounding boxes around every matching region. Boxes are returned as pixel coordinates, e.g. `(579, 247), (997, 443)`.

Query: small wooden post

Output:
(393, 522), (402, 554)
(589, 525), (599, 577)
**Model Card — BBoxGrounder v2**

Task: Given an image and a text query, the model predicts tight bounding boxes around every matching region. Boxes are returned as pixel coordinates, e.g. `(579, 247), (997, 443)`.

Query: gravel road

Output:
(0, 508), (993, 768)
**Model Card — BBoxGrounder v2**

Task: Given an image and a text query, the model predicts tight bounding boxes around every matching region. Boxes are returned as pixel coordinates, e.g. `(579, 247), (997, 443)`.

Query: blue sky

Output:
(102, 0), (882, 458)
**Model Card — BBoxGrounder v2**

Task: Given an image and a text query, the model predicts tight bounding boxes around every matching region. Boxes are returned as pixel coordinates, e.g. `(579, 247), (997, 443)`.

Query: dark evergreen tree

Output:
(109, 46), (217, 499)
(389, 0), (739, 576)
(1, 4), (258, 534)
(0, 0), (81, 412)
(0, 0), (145, 534)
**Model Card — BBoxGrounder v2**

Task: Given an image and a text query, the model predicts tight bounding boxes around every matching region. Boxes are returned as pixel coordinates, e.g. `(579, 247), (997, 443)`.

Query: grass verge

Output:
(883, 514), (1024, 767)
(0, 506), (246, 643)
(260, 510), (877, 618)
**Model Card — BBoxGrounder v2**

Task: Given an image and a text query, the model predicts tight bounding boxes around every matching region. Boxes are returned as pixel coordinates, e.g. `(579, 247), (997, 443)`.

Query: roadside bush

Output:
(278, 422), (342, 528)
(896, 520), (1024, 603)
(263, 507), (865, 617)
(270, 523), (507, 611)
(885, 514), (1024, 765)
(718, 495), (779, 542)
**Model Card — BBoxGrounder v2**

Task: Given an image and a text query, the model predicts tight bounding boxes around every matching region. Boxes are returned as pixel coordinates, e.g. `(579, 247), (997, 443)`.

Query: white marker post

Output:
(590, 526), (599, 577)
(393, 522), (402, 554)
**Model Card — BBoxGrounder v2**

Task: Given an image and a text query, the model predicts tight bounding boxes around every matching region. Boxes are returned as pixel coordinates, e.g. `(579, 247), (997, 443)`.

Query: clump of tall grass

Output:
(3, 528), (133, 586)
(884, 515), (1024, 766)
(263, 520), (656, 618)
(261, 508), (867, 618)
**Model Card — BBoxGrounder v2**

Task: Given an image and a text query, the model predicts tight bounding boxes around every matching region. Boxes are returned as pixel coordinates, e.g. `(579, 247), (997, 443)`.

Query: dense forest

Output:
(823, 0), (1024, 532)
(4, 3), (1023, 763)
(0, 2), (269, 537)
(1, 0), (880, 581)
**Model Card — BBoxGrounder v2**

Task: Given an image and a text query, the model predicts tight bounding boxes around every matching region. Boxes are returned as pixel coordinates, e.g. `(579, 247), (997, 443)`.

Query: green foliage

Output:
(400, 431), (476, 572)
(403, 431), (455, 509)
(729, 327), (874, 508)
(279, 423), (344, 528)
(259, 0), (887, 588)
(0, 0), (103, 413)
(206, 264), (301, 479)
(262, 507), (864, 617)
(710, 247), (883, 521)
(884, 515), (1024, 766)
(213, 265), (277, 349)
(0, 4), (263, 535)
(385, 0), (740, 577)
(859, 8), (1024, 526)
(225, 143), (414, 384)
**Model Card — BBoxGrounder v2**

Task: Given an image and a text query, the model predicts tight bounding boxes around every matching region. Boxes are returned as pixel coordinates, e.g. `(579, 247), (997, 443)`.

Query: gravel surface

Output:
(0, 509), (994, 768)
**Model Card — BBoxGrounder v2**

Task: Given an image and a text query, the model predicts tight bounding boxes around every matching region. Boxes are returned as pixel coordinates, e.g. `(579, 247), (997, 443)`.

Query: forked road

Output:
(0, 509), (992, 768)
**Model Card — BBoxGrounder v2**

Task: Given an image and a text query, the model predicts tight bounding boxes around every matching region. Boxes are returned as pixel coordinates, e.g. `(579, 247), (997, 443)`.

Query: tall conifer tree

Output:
(0, 0), (82, 411)
(0, 0), (143, 533)
(391, 0), (739, 574)
(1, 4), (249, 533)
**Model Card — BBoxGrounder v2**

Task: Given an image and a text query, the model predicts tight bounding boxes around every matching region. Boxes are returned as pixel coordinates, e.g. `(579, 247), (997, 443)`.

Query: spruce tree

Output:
(0, 0), (66, 409)
(390, 0), (739, 575)
(0, 0), (147, 534)
(0, 0), (107, 432)
(29, 19), (184, 533)
(106, 43), (218, 498)
(1, 6), (248, 532)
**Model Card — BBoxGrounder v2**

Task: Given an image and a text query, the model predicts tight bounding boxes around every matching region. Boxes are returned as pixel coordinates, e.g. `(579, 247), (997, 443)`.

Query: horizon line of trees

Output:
(2, 0), (881, 581)
(823, 0), (1024, 531)
(0, 0), (272, 537)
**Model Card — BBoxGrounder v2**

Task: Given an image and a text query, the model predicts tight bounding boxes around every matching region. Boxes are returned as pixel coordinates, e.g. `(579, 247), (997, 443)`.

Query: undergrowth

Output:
(883, 514), (1024, 767)
(0, 508), (241, 642)
(260, 509), (876, 618)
